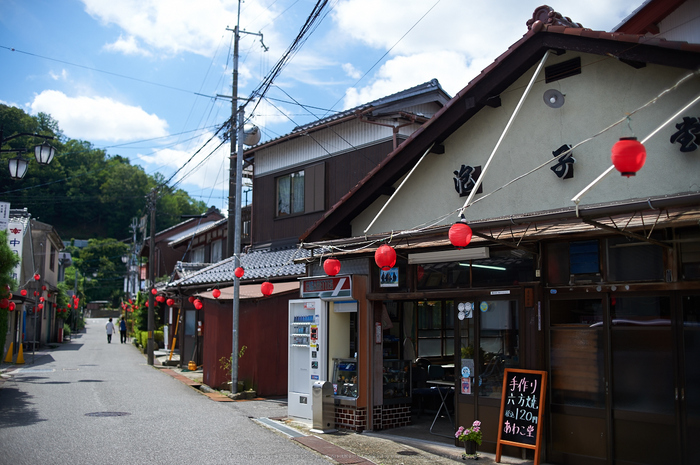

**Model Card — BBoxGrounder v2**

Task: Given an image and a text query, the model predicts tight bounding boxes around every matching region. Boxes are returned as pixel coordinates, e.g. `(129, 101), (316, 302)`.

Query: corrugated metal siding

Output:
(658, 1), (700, 43)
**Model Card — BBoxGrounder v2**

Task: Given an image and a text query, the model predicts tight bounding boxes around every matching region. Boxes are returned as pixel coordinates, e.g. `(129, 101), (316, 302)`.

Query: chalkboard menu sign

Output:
(496, 369), (547, 465)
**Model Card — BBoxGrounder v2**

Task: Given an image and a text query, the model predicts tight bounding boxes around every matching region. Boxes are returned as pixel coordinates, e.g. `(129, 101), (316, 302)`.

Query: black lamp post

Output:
(1, 127), (57, 180)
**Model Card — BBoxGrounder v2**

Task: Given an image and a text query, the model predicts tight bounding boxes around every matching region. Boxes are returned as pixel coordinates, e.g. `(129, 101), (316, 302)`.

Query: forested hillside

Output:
(0, 104), (207, 241)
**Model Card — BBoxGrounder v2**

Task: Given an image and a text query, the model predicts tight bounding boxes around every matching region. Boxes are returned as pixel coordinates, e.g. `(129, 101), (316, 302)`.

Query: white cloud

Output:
(137, 131), (230, 191)
(81, 0), (280, 57)
(342, 63), (362, 80)
(332, 0), (642, 104)
(103, 34), (152, 57)
(29, 90), (168, 142)
(49, 69), (68, 81)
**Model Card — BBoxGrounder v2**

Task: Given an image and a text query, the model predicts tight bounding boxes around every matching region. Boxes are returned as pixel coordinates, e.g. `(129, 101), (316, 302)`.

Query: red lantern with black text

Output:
(21, 289), (27, 297)
(323, 258), (341, 276)
(261, 281), (274, 296)
(375, 244), (396, 271)
(234, 267), (244, 278)
(194, 299), (203, 310)
(611, 137), (646, 177)
(166, 298), (174, 307)
(212, 289), (221, 299)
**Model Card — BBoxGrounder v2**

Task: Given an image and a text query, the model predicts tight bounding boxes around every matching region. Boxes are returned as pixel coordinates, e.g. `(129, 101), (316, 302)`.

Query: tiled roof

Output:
(167, 218), (226, 247)
(246, 79), (450, 152)
(168, 246), (311, 288)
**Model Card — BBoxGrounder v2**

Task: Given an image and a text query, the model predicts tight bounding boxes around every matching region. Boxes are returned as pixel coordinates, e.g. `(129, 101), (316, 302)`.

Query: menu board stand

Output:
(495, 369), (547, 465)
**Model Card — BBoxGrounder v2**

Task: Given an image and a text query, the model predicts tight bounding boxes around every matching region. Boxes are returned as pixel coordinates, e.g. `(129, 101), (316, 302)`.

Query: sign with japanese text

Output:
(300, 276), (352, 300)
(7, 220), (25, 284)
(496, 369), (547, 465)
(0, 202), (9, 231)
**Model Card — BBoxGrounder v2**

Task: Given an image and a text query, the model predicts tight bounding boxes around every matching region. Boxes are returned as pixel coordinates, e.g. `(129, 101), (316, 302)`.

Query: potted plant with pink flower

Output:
(455, 420), (482, 459)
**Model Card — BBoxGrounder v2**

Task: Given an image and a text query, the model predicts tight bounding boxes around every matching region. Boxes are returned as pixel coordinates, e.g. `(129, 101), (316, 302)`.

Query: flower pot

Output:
(464, 440), (477, 455)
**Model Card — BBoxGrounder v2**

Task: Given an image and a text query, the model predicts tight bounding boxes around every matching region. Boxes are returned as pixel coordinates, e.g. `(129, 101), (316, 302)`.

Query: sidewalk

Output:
(153, 352), (536, 465)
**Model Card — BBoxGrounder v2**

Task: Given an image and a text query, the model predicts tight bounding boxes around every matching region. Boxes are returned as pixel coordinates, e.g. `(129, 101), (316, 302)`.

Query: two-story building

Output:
(293, 2), (700, 463)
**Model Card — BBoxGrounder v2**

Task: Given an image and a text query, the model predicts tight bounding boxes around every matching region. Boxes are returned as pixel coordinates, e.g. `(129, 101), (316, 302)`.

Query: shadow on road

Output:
(0, 387), (47, 428)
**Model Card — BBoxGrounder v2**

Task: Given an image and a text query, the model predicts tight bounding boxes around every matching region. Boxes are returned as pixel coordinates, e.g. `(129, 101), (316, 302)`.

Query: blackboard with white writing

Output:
(496, 369), (547, 464)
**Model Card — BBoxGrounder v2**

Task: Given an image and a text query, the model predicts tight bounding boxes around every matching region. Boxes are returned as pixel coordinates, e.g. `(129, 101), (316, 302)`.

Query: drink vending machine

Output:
(288, 298), (326, 420)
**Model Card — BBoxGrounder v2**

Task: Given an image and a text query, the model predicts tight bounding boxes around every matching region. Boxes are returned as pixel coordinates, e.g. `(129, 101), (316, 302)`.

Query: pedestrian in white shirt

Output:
(105, 318), (116, 344)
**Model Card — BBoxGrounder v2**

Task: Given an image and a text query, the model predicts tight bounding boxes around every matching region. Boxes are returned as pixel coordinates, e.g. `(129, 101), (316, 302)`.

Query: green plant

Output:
(455, 420), (483, 445)
(219, 345), (248, 380)
(63, 323), (71, 337)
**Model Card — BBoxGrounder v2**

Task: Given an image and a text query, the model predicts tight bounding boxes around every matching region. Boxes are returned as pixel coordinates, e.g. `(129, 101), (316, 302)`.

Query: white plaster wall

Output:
(354, 52), (700, 236)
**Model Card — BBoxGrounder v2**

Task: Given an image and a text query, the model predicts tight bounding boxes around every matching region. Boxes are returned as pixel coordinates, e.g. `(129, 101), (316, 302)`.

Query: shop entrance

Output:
(455, 295), (522, 452)
(547, 292), (699, 465)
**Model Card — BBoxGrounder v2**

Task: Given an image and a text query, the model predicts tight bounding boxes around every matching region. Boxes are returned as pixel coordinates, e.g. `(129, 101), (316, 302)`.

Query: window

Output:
(49, 243), (56, 271)
(210, 240), (222, 263)
(191, 246), (205, 263)
(417, 300), (454, 358)
(277, 170), (304, 216)
(276, 163), (325, 217)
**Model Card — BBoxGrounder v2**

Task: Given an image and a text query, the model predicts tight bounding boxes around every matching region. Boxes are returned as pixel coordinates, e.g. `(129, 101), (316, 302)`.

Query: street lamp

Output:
(1, 128), (57, 180)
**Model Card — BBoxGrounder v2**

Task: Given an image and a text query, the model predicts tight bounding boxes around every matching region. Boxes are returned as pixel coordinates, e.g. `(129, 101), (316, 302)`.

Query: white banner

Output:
(0, 202), (9, 231)
(7, 220), (25, 284)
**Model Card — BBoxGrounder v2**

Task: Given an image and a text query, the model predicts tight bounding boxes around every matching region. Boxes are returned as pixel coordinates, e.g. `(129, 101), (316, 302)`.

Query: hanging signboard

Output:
(496, 368), (547, 465)
(300, 276), (352, 300)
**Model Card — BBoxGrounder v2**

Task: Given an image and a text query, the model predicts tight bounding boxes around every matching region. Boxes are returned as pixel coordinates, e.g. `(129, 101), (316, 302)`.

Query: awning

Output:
(196, 281), (300, 301)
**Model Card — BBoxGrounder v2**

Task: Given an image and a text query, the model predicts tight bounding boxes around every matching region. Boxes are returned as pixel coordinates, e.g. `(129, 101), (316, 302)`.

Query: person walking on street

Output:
(106, 318), (116, 344)
(119, 316), (127, 344)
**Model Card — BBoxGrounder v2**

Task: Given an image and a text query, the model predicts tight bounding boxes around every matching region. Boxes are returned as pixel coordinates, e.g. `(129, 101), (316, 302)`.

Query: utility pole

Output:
(225, 0), (265, 395)
(147, 188), (157, 366)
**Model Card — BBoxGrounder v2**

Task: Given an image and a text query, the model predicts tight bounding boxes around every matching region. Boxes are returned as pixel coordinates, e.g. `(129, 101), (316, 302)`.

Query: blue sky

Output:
(0, 0), (642, 214)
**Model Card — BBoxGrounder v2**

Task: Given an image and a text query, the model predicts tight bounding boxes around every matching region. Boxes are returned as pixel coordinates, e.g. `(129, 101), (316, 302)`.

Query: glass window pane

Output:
(277, 175), (290, 215)
(551, 298), (603, 326)
(570, 240), (599, 274)
(479, 300), (518, 398)
(471, 250), (535, 287)
(418, 338), (441, 357)
(611, 296), (671, 326)
(459, 306), (476, 396)
(291, 171), (304, 213)
(606, 237), (664, 282)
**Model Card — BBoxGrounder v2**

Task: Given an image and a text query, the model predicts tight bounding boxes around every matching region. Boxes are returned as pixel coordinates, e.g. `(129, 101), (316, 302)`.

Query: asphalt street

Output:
(0, 318), (333, 465)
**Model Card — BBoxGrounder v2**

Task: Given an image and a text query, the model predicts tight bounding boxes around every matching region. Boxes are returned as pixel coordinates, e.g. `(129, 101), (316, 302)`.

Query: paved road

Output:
(0, 318), (332, 465)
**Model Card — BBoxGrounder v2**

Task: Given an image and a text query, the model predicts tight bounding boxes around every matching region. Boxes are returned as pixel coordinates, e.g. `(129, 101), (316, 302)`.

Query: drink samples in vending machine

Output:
(288, 298), (326, 420)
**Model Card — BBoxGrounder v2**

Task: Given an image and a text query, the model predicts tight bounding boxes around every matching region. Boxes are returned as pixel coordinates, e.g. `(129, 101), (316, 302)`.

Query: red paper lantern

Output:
(34, 274), (40, 281)
(188, 296), (195, 303)
(42, 285), (47, 291)
(323, 258), (341, 277)
(449, 221), (473, 249)
(21, 289), (27, 296)
(0, 298), (8, 308)
(375, 244), (396, 271)
(156, 295), (165, 303)
(73, 304), (78, 309)
(212, 288), (221, 299)
(234, 267), (245, 278)
(38, 303), (44, 310)
(261, 281), (274, 296)
(611, 137), (646, 177)
(40, 296), (45, 302)
(145, 301), (149, 307)
(9, 302), (16, 312)
(194, 299), (203, 310)
(151, 288), (158, 295)
(166, 298), (174, 306)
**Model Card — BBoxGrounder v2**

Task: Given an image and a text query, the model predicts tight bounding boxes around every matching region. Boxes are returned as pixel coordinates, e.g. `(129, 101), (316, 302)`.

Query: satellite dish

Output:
(543, 89), (565, 108)
(243, 125), (261, 146)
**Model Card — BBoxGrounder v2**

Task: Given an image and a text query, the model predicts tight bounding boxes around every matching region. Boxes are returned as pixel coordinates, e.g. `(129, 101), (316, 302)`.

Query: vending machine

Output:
(288, 298), (326, 420)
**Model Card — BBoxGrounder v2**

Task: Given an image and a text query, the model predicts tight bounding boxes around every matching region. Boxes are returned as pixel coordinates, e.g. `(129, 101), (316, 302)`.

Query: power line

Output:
(0, 45), (216, 99)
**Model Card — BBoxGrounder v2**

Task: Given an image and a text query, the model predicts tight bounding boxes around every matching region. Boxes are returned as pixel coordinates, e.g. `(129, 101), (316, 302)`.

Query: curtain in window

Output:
(278, 175), (291, 215)
(291, 171), (304, 213)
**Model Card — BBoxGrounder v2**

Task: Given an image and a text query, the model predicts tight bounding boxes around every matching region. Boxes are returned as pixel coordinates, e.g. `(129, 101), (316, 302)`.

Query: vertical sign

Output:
(7, 220), (25, 284)
(0, 202), (9, 231)
(496, 369), (547, 465)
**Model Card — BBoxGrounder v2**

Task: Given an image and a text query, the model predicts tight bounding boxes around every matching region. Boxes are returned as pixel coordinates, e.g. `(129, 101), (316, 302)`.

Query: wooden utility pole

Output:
(147, 188), (156, 366)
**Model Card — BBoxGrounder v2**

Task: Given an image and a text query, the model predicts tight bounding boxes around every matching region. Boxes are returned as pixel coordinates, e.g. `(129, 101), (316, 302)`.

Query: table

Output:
(426, 380), (455, 437)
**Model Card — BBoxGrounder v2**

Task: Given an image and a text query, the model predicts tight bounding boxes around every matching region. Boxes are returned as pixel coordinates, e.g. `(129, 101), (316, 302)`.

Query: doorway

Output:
(547, 292), (698, 464)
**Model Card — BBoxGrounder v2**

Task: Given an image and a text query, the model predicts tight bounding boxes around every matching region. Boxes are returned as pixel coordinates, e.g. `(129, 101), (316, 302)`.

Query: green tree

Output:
(73, 238), (129, 305)
(0, 230), (20, 352)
